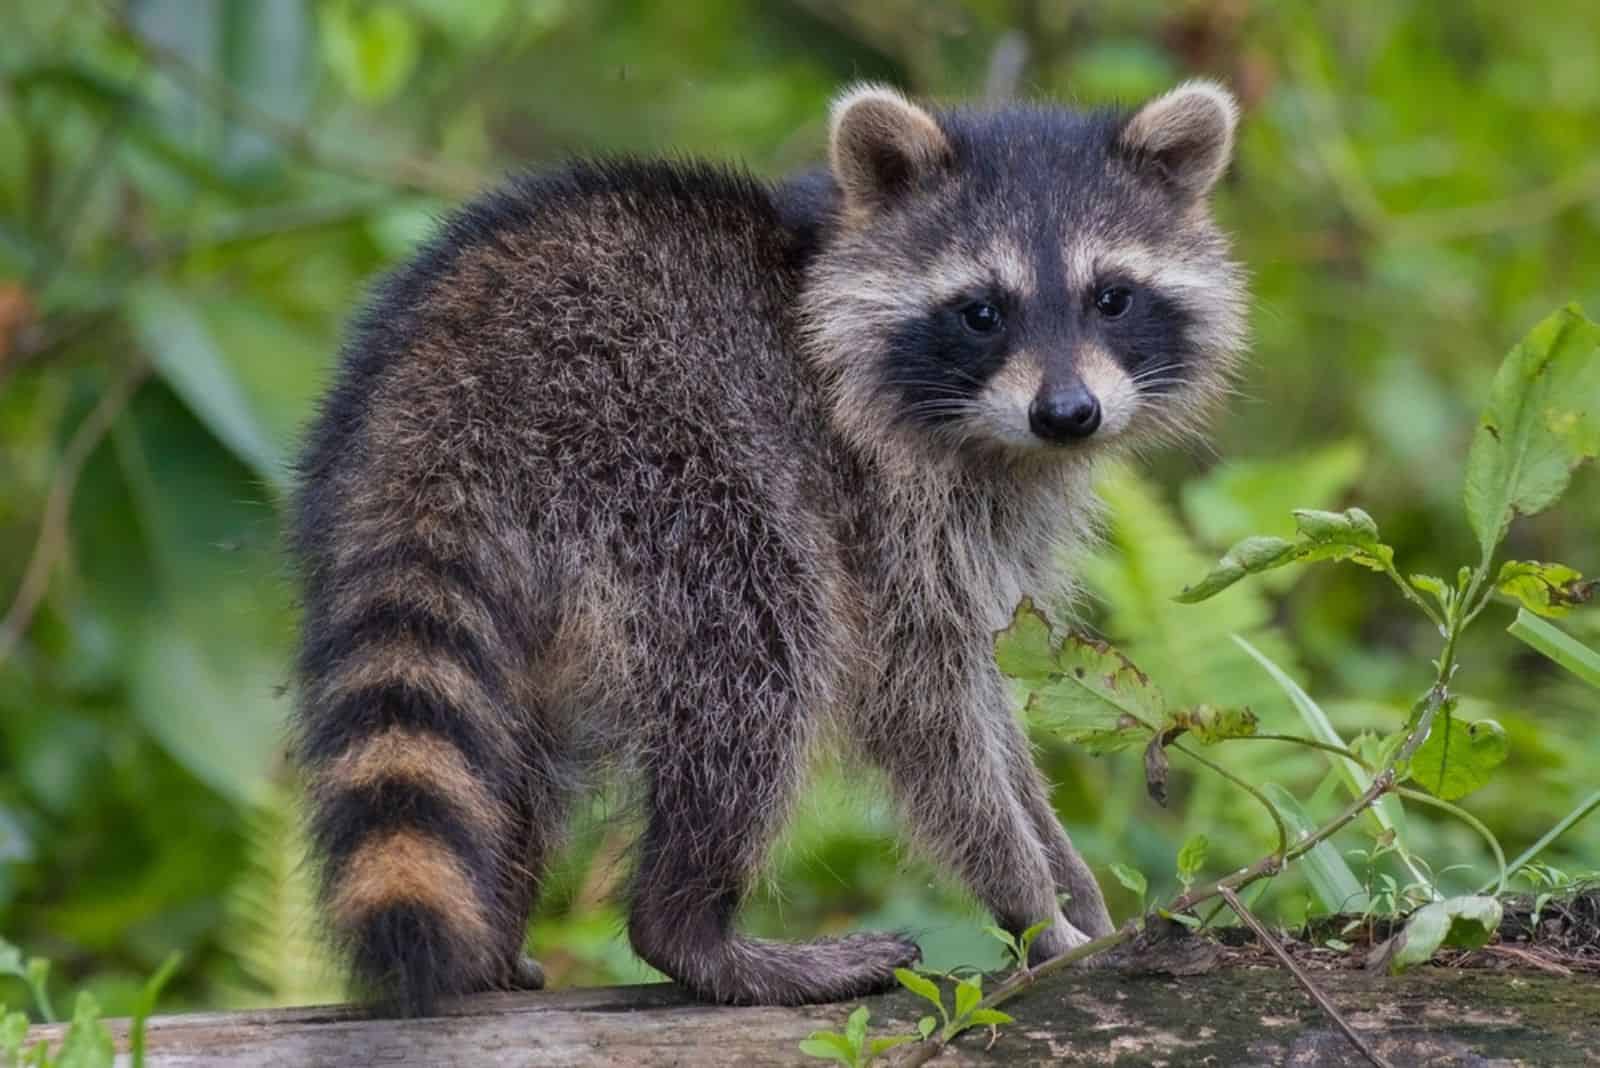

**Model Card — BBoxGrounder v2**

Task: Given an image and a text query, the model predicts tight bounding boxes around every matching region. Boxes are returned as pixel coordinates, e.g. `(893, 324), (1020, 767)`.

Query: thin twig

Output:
(1219, 886), (1394, 1068)
(0, 361), (150, 667)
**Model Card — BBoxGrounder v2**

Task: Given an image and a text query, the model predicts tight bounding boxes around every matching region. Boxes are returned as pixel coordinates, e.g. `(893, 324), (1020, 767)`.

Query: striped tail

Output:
(293, 536), (539, 1016)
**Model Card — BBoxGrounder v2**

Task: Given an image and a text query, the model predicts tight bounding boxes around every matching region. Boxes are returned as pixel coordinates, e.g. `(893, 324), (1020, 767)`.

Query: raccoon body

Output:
(292, 82), (1247, 1014)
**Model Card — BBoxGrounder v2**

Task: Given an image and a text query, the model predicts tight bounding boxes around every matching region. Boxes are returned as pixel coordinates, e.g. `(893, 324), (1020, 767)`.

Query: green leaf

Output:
(1016, 919), (1052, 962)
(1409, 573), (1452, 615)
(1464, 304), (1600, 558)
(980, 925), (1018, 961)
(1390, 896), (1503, 973)
(798, 1034), (856, 1066)
(1177, 507), (1395, 604)
(1507, 609), (1600, 689)
(916, 1016), (937, 1040)
(993, 597), (1056, 684)
(953, 977), (982, 1021)
(1109, 862), (1148, 902)
(1024, 634), (1163, 753)
(868, 1035), (918, 1056)
(1234, 636), (1415, 873)
(1, 1010), (28, 1059)
(23, 959), (52, 1023)
(127, 284), (289, 494)
(1176, 833), (1209, 884)
(894, 969), (945, 1023)
(131, 952), (182, 1068)
(965, 1009), (1015, 1027)
(54, 992), (113, 1068)
(1263, 783), (1368, 914)
(1175, 535), (1299, 601)
(843, 1006), (869, 1053)
(1169, 704), (1258, 744)
(0, 941), (22, 981)
(1495, 560), (1596, 617)
(1410, 714), (1507, 801)
(319, 2), (420, 104)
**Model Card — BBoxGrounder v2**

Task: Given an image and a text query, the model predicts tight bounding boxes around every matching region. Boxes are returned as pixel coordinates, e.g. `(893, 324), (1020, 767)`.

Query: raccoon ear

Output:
(829, 85), (951, 215)
(1118, 80), (1239, 199)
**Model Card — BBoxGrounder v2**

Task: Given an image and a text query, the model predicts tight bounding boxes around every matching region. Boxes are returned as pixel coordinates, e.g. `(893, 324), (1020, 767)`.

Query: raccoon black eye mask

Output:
(292, 80), (1244, 1014)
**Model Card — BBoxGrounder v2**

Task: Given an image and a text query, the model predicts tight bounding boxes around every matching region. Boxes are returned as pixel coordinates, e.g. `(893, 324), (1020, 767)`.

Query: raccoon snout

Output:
(1028, 384), (1102, 443)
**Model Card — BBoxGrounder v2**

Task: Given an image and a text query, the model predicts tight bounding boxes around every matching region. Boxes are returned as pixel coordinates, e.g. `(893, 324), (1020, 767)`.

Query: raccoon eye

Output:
(960, 301), (1004, 335)
(1094, 286), (1134, 319)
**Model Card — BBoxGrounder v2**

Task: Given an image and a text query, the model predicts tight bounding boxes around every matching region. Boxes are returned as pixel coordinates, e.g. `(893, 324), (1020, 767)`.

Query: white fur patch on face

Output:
(1075, 345), (1138, 439)
(972, 350), (1043, 447)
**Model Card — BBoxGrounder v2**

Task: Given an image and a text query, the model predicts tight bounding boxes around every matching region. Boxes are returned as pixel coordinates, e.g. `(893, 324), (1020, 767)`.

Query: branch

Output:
(1219, 885), (1393, 1068)
(0, 361), (150, 666)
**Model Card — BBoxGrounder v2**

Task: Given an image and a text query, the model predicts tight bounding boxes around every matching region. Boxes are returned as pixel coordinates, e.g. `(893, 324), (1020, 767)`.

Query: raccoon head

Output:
(800, 83), (1247, 467)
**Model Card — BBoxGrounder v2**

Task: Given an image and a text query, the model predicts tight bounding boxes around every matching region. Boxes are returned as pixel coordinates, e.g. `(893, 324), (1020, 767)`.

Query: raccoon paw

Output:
(1027, 912), (1094, 967)
(510, 955), (546, 991)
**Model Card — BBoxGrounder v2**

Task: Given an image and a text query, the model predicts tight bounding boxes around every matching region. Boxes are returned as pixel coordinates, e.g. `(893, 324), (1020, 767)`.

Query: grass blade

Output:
(1507, 609), (1600, 689)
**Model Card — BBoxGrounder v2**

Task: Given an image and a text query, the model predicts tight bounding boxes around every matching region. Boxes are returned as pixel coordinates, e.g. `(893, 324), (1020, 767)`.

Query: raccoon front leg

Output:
(997, 719), (1116, 940)
(864, 671), (1087, 963)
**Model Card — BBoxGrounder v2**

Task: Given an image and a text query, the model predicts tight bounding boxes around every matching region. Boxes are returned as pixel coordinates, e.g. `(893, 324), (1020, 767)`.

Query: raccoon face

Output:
(802, 83), (1247, 463)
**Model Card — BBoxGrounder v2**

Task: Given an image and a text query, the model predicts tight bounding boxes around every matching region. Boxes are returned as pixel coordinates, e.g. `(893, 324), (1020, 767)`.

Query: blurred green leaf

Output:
(54, 992), (113, 1068)
(1108, 862), (1148, 903)
(1263, 784), (1368, 914)
(319, 3), (421, 104)
(1463, 304), (1600, 558)
(127, 285), (289, 494)
(1507, 609), (1600, 689)
(1182, 442), (1367, 548)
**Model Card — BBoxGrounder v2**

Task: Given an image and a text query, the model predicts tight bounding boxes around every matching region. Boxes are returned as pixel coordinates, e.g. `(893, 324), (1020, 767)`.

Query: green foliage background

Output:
(2, 0), (1596, 1015)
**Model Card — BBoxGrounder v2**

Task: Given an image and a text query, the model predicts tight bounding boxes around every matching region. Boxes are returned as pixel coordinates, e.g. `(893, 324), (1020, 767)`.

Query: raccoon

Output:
(291, 81), (1246, 1015)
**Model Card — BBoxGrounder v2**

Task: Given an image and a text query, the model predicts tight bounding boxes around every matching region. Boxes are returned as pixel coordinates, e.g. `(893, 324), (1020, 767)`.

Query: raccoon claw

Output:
(510, 955), (546, 991)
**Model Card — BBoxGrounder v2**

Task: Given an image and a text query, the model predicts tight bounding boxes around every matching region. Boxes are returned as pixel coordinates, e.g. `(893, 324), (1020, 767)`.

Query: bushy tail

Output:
(293, 533), (538, 1015)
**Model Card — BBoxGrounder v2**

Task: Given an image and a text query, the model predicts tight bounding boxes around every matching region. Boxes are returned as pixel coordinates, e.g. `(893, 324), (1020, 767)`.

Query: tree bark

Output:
(25, 966), (1600, 1066)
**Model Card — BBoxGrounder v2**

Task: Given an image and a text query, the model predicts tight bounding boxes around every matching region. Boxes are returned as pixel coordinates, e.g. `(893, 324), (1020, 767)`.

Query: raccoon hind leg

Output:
(623, 563), (919, 1005)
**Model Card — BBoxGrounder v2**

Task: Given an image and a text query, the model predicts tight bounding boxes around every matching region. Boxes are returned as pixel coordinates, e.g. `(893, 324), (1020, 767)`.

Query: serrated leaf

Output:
(1175, 535), (1299, 601)
(894, 969), (944, 1018)
(966, 1009), (1015, 1027)
(798, 1034), (856, 1065)
(1390, 896), (1503, 973)
(1025, 634), (1163, 752)
(1263, 783), (1368, 913)
(1410, 713), (1507, 801)
(1170, 704), (1258, 744)
(1291, 507), (1394, 570)
(1496, 560), (1596, 617)
(1464, 304), (1600, 557)
(994, 597), (1056, 684)
(1109, 862), (1148, 900)
(953, 977), (982, 1020)
(1176, 833), (1209, 883)
(54, 992), (113, 1068)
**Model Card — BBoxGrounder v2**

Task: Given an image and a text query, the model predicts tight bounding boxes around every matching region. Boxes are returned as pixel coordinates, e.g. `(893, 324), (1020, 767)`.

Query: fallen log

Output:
(23, 962), (1600, 1066)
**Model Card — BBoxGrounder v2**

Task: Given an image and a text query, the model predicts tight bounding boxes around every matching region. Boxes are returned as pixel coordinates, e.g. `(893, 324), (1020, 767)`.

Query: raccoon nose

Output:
(1029, 385), (1102, 442)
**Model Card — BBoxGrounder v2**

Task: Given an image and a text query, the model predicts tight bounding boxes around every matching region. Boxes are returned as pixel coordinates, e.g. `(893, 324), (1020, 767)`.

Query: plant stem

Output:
(1380, 560), (1444, 630)
(1480, 788), (1600, 894)
(1172, 741), (1289, 860)
(1230, 733), (1375, 770)
(1393, 787), (1507, 896)
(1219, 886), (1394, 1068)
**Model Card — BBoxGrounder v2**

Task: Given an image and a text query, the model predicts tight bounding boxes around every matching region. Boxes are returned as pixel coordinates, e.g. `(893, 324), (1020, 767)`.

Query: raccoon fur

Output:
(291, 81), (1248, 1014)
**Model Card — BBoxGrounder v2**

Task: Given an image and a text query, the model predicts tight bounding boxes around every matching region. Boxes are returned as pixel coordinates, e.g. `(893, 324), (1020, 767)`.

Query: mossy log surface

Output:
(25, 965), (1600, 1066)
